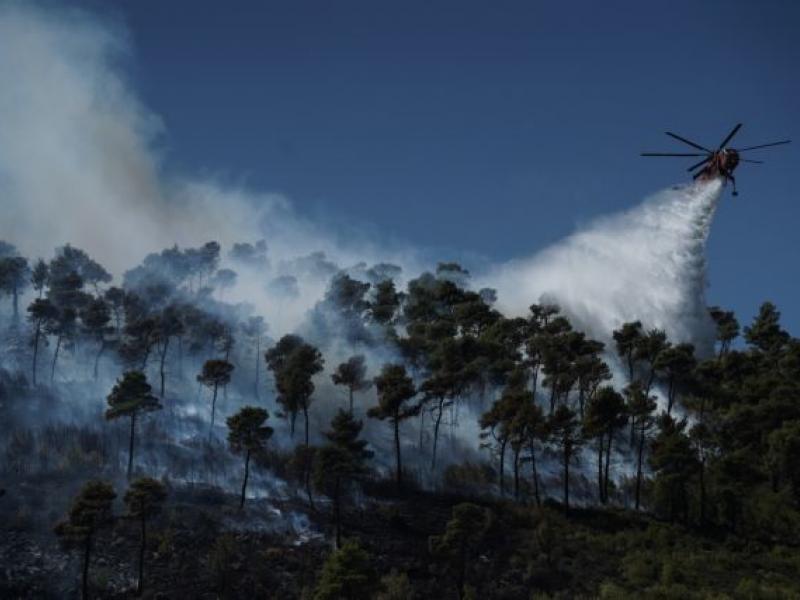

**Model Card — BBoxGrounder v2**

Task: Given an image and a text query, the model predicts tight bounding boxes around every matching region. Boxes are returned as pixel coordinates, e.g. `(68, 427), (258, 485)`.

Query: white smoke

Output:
(0, 2), (723, 349)
(0, 2), (422, 336)
(483, 180), (723, 350)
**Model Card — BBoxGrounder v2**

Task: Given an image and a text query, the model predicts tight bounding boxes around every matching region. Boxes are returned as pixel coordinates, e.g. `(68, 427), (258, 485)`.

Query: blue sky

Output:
(77, 0), (799, 333)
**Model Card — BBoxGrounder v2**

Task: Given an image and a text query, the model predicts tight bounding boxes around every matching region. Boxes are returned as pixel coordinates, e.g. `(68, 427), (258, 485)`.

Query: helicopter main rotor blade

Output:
(741, 159), (763, 164)
(641, 152), (707, 157)
(735, 140), (791, 152)
(665, 132), (711, 152)
(717, 123), (742, 149)
(687, 156), (711, 172)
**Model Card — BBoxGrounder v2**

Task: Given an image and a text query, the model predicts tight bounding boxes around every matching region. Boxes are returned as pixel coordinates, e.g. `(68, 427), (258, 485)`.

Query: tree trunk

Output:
(394, 417), (403, 492)
(140, 343), (151, 371)
(82, 533), (92, 600)
(513, 446), (520, 500)
(50, 335), (62, 384)
(699, 457), (706, 526)
(667, 378), (675, 415)
(11, 285), (18, 320)
(563, 448), (570, 512)
(303, 404), (310, 447)
(137, 516), (146, 596)
(635, 427), (645, 510)
(239, 450), (251, 509)
(431, 398), (444, 471)
(31, 323), (41, 386)
(128, 412), (136, 479)
(177, 336), (183, 377)
(604, 431), (614, 502)
(334, 477), (341, 549)
(159, 337), (169, 398)
(93, 341), (105, 380)
(529, 442), (541, 506)
(629, 414), (636, 447)
(597, 435), (605, 503)
(418, 409), (425, 450)
(209, 383), (219, 438)
(254, 336), (260, 400)
(290, 411), (297, 438)
(499, 437), (507, 497)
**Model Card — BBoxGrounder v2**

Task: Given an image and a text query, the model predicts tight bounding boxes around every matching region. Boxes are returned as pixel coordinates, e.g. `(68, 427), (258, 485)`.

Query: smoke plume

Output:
(483, 180), (723, 351)
(0, 2), (723, 349)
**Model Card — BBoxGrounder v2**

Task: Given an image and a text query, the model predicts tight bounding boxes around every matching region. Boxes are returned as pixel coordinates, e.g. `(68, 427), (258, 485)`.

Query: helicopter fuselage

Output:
(696, 149), (740, 181)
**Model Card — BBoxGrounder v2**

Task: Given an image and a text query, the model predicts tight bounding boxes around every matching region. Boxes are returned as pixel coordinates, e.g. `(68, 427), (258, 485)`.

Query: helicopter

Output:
(641, 123), (790, 196)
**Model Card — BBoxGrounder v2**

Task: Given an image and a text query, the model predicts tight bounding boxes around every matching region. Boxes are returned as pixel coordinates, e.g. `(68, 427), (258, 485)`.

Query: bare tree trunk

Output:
(563, 449), (570, 512)
(159, 337), (170, 398)
(31, 323), (41, 386)
(394, 418), (403, 492)
(597, 436), (605, 503)
(604, 431), (614, 502)
(137, 516), (146, 596)
(635, 427), (645, 510)
(334, 477), (341, 549)
(239, 450), (251, 509)
(513, 446), (520, 500)
(11, 285), (18, 320)
(50, 335), (62, 384)
(418, 409), (425, 451)
(209, 384), (219, 438)
(93, 341), (105, 380)
(303, 404), (310, 447)
(499, 437), (507, 497)
(254, 336), (260, 400)
(529, 442), (541, 506)
(699, 456), (706, 526)
(667, 378), (675, 415)
(431, 398), (444, 471)
(127, 412), (136, 479)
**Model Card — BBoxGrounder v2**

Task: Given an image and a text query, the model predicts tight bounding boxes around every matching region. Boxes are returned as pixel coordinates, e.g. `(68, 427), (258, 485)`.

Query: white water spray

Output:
(486, 179), (724, 351)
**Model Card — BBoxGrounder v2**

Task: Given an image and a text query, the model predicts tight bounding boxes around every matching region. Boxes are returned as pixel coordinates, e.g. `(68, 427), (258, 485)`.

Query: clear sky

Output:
(76, 0), (799, 333)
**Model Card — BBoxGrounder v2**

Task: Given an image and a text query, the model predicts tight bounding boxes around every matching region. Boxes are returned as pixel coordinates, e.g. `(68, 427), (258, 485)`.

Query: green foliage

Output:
(54, 480), (116, 545)
(429, 502), (494, 597)
(226, 406), (273, 455)
(267, 335), (323, 442)
(124, 477), (167, 519)
(106, 370), (161, 420)
(377, 569), (415, 600)
(313, 540), (378, 600)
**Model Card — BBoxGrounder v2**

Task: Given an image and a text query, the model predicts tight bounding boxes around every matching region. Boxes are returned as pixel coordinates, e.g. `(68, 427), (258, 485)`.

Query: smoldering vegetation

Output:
(1, 229), (800, 598)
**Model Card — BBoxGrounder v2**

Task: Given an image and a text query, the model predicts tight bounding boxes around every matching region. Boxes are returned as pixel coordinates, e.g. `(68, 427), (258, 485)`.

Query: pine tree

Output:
(123, 478), (167, 596)
(314, 410), (373, 547)
(368, 364), (418, 492)
(429, 503), (493, 600)
(313, 540), (378, 600)
(197, 359), (234, 436)
(331, 355), (371, 414)
(548, 405), (583, 512)
(106, 371), (162, 479)
(54, 480), (116, 600)
(226, 406), (273, 508)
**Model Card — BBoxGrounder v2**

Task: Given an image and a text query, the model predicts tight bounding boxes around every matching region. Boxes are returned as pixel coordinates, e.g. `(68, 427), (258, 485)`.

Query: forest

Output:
(1, 238), (799, 599)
